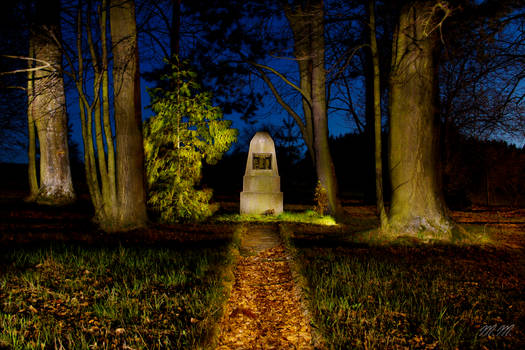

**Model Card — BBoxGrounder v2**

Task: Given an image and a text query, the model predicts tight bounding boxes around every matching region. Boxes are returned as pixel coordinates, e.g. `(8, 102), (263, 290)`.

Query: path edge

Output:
(205, 223), (245, 349)
(279, 223), (326, 349)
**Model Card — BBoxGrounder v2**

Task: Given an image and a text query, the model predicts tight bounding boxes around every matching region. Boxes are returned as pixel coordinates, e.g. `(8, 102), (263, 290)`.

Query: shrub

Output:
(144, 58), (237, 222)
(313, 181), (329, 216)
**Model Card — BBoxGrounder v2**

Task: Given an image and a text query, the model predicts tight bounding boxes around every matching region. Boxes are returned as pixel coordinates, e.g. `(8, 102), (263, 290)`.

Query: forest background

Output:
(0, 0), (523, 212)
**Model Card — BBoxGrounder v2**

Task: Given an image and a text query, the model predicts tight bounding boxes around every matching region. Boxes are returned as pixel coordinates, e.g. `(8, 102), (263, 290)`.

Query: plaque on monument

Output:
(253, 153), (272, 170)
(240, 132), (283, 215)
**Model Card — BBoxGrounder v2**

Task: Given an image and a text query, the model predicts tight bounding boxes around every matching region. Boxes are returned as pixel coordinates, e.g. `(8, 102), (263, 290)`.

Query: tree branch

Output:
(0, 56), (51, 75)
(249, 61), (313, 110)
(253, 66), (307, 136)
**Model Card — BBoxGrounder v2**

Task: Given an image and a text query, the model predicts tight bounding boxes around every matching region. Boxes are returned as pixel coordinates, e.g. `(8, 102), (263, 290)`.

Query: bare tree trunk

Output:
(75, 0), (103, 217)
(361, 0), (376, 205)
(309, 1), (343, 219)
(73, 0), (145, 231)
(110, 0), (147, 229)
(369, 0), (387, 227)
(31, 0), (75, 205)
(388, 0), (452, 236)
(26, 39), (38, 200)
(285, 6), (315, 163)
(362, 43), (376, 205)
(100, 0), (118, 219)
(284, 0), (343, 219)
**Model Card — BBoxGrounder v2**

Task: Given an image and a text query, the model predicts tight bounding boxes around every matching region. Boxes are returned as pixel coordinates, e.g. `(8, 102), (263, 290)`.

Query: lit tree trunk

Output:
(388, 0), (452, 235)
(73, 0), (145, 231)
(26, 39), (38, 200)
(362, 40), (376, 205)
(284, 0), (343, 219)
(369, 0), (387, 227)
(285, 6), (315, 163)
(309, 1), (343, 219)
(30, 0), (75, 205)
(110, 0), (147, 229)
(250, 1), (341, 218)
(75, 0), (104, 219)
(101, 1), (118, 221)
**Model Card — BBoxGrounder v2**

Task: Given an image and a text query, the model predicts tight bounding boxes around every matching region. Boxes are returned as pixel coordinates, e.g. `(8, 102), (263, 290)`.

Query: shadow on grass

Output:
(281, 223), (525, 349)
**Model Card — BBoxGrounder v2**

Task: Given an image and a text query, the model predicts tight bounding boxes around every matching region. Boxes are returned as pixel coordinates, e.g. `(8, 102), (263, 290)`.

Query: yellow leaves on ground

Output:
(28, 305), (38, 313)
(217, 245), (313, 349)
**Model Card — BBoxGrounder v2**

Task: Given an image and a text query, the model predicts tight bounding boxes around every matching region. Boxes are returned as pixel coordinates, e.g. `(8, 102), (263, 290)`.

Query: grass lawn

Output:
(213, 210), (337, 226)
(283, 224), (525, 349)
(1, 194), (524, 349)
(0, 240), (235, 349)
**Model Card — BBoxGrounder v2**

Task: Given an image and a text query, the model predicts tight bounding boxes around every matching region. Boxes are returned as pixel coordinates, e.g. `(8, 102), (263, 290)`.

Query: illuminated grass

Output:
(288, 237), (524, 349)
(214, 210), (336, 226)
(0, 240), (236, 349)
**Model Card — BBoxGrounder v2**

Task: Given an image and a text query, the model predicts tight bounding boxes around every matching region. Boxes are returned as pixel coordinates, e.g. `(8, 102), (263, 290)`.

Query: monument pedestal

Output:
(240, 192), (283, 214)
(240, 132), (283, 215)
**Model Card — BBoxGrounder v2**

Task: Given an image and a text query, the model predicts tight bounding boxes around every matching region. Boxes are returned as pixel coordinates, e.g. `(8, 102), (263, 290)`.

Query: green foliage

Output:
(313, 181), (329, 216)
(144, 58), (238, 222)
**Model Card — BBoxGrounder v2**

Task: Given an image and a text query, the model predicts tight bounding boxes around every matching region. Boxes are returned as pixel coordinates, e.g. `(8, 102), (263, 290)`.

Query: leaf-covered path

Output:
(216, 225), (313, 349)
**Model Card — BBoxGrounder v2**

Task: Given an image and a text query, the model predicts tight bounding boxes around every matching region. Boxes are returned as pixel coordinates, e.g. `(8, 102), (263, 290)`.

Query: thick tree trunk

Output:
(30, 0), (75, 205)
(109, 0), (147, 230)
(388, 0), (452, 236)
(310, 1), (343, 219)
(284, 5), (315, 163)
(285, 0), (343, 219)
(369, 0), (387, 227)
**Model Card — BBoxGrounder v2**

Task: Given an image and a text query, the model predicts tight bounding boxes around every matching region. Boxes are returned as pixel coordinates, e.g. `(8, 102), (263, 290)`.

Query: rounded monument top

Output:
(249, 131), (276, 151)
(245, 131), (279, 175)
(252, 131), (273, 141)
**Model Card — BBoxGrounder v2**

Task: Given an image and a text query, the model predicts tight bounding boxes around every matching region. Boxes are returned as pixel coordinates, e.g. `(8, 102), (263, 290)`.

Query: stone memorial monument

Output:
(240, 131), (283, 215)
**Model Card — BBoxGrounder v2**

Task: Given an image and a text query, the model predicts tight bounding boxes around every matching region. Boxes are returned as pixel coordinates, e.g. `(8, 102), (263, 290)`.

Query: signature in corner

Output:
(478, 324), (515, 337)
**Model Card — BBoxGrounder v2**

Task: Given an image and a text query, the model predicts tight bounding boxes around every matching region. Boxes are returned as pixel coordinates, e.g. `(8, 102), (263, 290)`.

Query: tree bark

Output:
(284, 0), (343, 219)
(309, 1), (343, 219)
(26, 39), (39, 200)
(388, 0), (452, 235)
(362, 15), (376, 205)
(100, 0), (118, 218)
(283, 6), (315, 163)
(30, 0), (75, 205)
(109, 0), (147, 230)
(368, 0), (387, 227)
